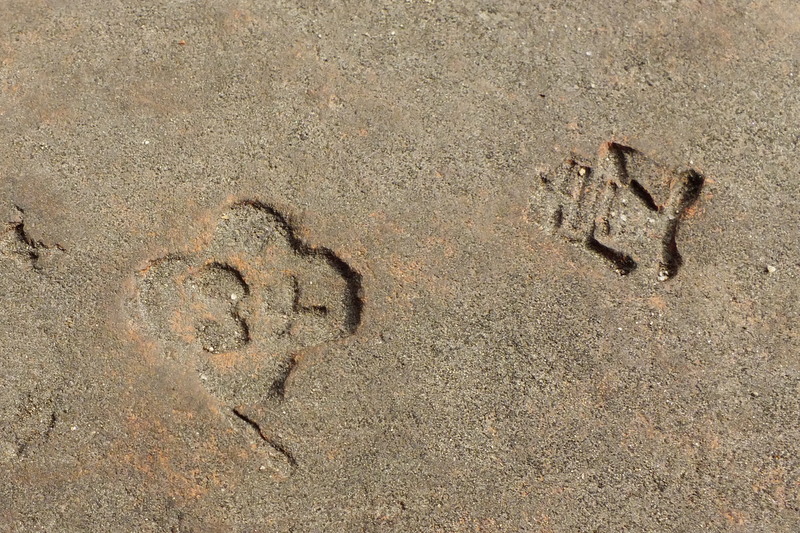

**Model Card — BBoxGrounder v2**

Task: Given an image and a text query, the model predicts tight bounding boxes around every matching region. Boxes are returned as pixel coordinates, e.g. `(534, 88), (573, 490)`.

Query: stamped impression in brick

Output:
(530, 142), (704, 280)
(135, 200), (363, 474)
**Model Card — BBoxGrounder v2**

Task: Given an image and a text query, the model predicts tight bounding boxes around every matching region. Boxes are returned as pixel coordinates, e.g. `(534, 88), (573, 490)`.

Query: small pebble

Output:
(766, 265), (776, 274)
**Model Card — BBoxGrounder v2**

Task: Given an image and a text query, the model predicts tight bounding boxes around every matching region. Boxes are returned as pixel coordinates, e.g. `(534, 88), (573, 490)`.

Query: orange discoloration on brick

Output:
(226, 8), (258, 26)
(206, 349), (249, 371)
(683, 201), (707, 219)
(753, 467), (790, 508)
(207, 346), (280, 374)
(113, 414), (221, 504)
(597, 141), (613, 160)
(723, 508), (747, 525)
(33, 102), (74, 125)
(121, 321), (162, 367)
(186, 211), (217, 253)
(367, 210), (412, 239)
(388, 258), (424, 285)
(647, 295), (668, 311)
(425, 236), (456, 259)
(170, 307), (198, 344)
(219, 253), (250, 273)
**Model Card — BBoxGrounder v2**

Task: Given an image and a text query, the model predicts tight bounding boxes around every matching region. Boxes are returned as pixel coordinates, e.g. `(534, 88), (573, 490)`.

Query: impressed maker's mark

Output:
(530, 142), (704, 280)
(135, 201), (363, 475)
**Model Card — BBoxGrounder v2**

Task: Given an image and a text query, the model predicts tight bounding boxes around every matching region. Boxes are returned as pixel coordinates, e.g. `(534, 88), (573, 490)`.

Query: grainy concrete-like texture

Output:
(1, 1), (798, 531)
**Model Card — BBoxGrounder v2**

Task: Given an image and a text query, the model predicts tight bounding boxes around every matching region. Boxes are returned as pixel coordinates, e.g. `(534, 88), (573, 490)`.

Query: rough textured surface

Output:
(0, 1), (798, 531)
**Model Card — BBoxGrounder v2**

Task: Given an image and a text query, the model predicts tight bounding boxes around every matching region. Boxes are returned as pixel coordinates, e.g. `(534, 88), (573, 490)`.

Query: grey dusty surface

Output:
(0, 1), (798, 532)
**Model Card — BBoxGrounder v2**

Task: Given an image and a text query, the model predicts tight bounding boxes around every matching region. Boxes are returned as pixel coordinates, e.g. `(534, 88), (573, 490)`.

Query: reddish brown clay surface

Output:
(1, 1), (798, 531)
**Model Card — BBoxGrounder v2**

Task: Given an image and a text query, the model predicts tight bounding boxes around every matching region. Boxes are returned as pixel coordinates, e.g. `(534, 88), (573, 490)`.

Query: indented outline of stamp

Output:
(135, 200), (363, 475)
(530, 142), (704, 280)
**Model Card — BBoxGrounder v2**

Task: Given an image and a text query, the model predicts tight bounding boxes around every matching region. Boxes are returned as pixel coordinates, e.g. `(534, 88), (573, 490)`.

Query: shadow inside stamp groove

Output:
(2, 205), (66, 271)
(530, 142), (705, 280)
(133, 200), (365, 473)
(232, 407), (297, 468)
(232, 199), (364, 332)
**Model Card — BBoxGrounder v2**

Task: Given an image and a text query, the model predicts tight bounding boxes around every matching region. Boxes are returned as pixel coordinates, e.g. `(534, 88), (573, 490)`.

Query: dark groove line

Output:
(233, 199), (363, 333)
(659, 220), (683, 280)
(269, 355), (298, 400)
(552, 205), (564, 229)
(629, 180), (660, 212)
(605, 142), (636, 185)
(586, 235), (637, 275)
(9, 205), (66, 252)
(674, 169), (705, 210)
(16, 410), (57, 457)
(290, 275), (329, 317)
(206, 261), (251, 295)
(232, 309), (251, 344)
(232, 408), (297, 467)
